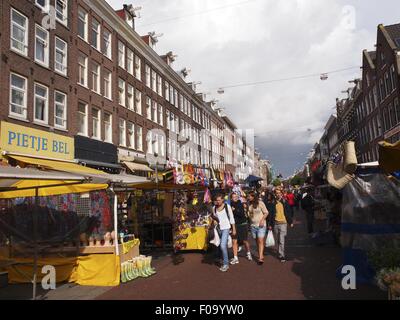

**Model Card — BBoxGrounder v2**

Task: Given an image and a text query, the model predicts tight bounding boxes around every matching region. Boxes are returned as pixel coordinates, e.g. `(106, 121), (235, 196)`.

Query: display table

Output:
(178, 226), (208, 251)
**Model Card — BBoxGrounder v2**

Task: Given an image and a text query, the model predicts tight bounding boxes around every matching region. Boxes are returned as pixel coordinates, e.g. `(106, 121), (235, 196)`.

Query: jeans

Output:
(250, 225), (267, 239)
(220, 229), (230, 266)
(274, 223), (287, 258)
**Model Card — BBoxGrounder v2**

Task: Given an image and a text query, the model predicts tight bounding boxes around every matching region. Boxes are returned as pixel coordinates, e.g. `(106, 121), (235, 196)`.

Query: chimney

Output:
(141, 32), (163, 50)
(115, 4), (141, 31)
(160, 51), (177, 67)
(179, 67), (191, 80)
(187, 81), (201, 92)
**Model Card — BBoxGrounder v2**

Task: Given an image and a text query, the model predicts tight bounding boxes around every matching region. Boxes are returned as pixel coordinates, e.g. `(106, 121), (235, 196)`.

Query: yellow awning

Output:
(123, 161), (154, 173)
(7, 155), (104, 175)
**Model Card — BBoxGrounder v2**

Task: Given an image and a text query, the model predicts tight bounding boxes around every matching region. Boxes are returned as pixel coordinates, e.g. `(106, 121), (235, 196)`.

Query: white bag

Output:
(209, 226), (220, 247)
(227, 235), (233, 248)
(265, 230), (275, 247)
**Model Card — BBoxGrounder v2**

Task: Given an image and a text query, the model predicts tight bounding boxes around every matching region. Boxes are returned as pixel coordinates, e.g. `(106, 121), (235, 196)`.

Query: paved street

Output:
(97, 210), (385, 300)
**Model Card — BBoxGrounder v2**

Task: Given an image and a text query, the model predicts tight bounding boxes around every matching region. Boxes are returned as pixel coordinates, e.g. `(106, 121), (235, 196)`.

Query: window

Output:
(127, 122), (135, 149)
(160, 135), (165, 157)
(379, 79), (385, 102)
(136, 126), (143, 151)
(134, 55), (141, 80)
(54, 91), (67, 129)
(146, 97), (151, 120)
(383, 107), (389, 131)
(158, 105), (163, 126)
(119, 119), (126, 146)
(145, 65), (151, 87)
(103, 29), (112, 59)
(127, 49), (134, 75)
(103, 69), (112, 100)
(179, 94), (183, 111)
(373, 85), (379, 108)
(11, 9), (28, 56)
(389, 103), (395, 129)
(91, 62), (100, 94)
(34, 83), (48, 124)
(78, 8), (88, 41)
(35, 0), (49, 11)
(395, 98), (400, 125)
(380, 52), (386, 67)
(390, 65), (397, 92)
(35, 25), (49, 67)
(91, 19), (100, 50)
(118, 79), (125, 106)
(151, 70), (157, 92)
(174, 89), (178, 108)
(152, 101), (157, 122)
(385, 71), (393, 95)
(127, 84), (134, 110)
(166, 110), (170, 130)
(78, 102), (88, 136)
(55, 37), (67, 75)
(9, 73), (27, 119)
(157, 75), (163, 96)
(56, 0), (68, 25)
(171, 113), (175, 132)
(104, 113), (112, 143)
(134, 90), (142, 114)
(92, 108), (100, 139)
(118, 41), (125, 69)
(165, 82), (170, 102)
(78, 53), (88, 87)
(170, 87), (174, 105)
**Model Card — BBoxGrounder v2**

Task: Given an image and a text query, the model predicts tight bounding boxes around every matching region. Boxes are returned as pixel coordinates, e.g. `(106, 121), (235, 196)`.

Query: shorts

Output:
(251, 225), (267, 239)
(231, 223), (248, 244)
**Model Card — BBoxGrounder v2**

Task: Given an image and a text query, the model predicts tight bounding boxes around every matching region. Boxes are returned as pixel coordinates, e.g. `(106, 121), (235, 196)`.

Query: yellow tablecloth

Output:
(178, 226), (208, 251)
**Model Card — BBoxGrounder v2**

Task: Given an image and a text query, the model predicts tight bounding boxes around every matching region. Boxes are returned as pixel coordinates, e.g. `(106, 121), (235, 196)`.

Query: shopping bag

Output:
(227, 235), (233, 249)
(265, 230), (275, 247)
(209, 226), (221, 247)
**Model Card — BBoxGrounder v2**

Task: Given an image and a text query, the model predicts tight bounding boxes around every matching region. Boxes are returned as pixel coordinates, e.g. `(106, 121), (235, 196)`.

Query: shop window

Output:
(56, 0), (68, 26)
(55, 37), (68, 76)
(9, 73), (27, 119)
(11, 9), (28, 56)
(35, 24), (49, 67)
(54, 91), (67, 129)
(78, 102), (88, 136)
(78, 8), (88, 41)
(34, 83), (49, 124)
(104, 112), (112, 143)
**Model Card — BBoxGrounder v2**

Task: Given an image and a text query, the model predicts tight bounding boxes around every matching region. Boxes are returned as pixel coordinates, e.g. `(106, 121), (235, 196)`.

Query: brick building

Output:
(0, 0), (243, 175)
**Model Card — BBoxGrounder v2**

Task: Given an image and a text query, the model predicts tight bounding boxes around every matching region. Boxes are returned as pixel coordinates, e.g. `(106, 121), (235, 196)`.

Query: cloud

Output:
(108, 0), (399, 176)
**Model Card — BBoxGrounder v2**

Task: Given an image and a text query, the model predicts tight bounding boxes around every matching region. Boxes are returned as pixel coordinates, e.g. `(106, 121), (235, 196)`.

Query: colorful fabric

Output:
(90, 191), (112, 234)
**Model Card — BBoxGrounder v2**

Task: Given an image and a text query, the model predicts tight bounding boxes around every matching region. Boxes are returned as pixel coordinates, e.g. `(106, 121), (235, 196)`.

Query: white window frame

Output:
(158, 105), (163, 126)
(151, 70), (157, 92)
(118, 41), (125, 69)
(152, 101), (157, 123)
(119, 118), (126, 147)
(35, 0), (49, 12)
(104, 112), (112, 143)
(35, 24), (49, 67)
(145, 65), (151, 87)
(9, 73), (27, 119)
(91, 62), (101, 94)
(54, 91), (67, 129)
(103, 29), (112, 59)
(136, 126), (143, 151)
(146, 97), (151, 120)
(55, 0), (68, 26)
(10, 9), (29, 56)
(165, 82), (170, 102)
(78, 7), (88, 42)
(103, 69), (112, 100)
(91, 18), (101, 51)
(135, 90), (142, 115)
(118, 78), (125, 106)
(127, 122), (135, 149)
(78, 102), (88, 136)
(34, 83), (49, 125)
(92, 107), (101, 139)
(157, 75), (162, 96)
(166, 110), (170, 130)
(55, 37), (68, 76)
(127, 49), (134, 75)
(134, 55), (141, 80)
(78, 53), (88, 87)
(127, 84), (134, 110)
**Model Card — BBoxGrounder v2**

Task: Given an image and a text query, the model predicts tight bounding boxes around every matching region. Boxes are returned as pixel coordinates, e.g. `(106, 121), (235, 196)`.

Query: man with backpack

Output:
(212, 193), (236, 272)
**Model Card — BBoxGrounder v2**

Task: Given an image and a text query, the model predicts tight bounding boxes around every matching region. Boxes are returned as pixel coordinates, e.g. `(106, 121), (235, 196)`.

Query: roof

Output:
(222, 116), (237, 130)
(384, 23), (400, 47)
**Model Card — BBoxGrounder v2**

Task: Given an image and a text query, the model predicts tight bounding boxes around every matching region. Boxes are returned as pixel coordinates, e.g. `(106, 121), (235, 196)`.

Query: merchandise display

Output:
(120, 255), (156, 283)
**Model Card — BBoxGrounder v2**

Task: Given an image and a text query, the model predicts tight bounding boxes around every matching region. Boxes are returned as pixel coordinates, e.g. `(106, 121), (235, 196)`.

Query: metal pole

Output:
(32, 187), (39, 300)
(110, 187), (119, 256)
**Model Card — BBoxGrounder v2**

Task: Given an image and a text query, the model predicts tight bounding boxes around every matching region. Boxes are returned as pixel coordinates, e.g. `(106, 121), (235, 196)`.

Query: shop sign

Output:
(0, 121), (74, 160)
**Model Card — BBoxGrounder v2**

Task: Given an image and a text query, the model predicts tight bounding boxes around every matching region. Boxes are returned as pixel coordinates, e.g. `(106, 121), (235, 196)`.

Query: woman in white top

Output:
(213, 194), (236, 272)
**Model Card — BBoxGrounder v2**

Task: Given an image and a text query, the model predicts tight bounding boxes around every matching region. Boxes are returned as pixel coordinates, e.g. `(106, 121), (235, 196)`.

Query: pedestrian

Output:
(230, 193), (252, 264)
(273, 190), (294, 262)
(285, 189), (296, 219)
(263, 192), (276, 229)
(247, 191), (269, 265)
(301, 188), (315, 235)
(213, 193), (237, 272)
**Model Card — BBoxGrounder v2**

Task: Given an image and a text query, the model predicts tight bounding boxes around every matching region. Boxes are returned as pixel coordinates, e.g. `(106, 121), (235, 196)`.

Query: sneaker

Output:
(246, 252), (253, 261)
(230, 257), (239, 265)
(238, 246), (243, 253)
(279, 256), (286, 263)
(219, 265), (229, 272)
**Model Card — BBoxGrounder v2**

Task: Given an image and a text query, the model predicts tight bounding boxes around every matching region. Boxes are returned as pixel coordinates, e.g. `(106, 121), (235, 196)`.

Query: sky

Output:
(109, 0), (400, 177)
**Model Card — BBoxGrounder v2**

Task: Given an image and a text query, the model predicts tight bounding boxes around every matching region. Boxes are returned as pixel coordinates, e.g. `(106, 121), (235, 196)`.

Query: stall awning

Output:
(6, 154), (104, 175)
(123, 161), (154, 173)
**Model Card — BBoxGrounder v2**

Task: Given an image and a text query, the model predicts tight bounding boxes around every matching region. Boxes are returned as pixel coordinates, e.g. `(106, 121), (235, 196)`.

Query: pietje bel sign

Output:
(0, 121), (74, 160)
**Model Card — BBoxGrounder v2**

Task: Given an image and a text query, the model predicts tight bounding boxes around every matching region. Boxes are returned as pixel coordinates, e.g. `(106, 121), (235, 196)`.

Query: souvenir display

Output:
(120, 255), (156, 283)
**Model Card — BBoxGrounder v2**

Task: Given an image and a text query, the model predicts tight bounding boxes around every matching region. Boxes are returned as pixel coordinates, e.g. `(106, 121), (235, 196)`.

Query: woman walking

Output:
(230, 193), (252, 264)
(247, 192), (269, 265)
(213, 193), (236, 272)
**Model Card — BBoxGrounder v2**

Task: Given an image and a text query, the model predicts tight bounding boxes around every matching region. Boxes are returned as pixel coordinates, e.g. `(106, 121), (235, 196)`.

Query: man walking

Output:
(271, 190), (293, 262)
(301, 188), (315, 235)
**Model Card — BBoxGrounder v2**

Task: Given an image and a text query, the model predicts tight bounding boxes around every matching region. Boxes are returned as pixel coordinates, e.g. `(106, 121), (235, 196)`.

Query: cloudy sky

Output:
(109, 0), (399, 177)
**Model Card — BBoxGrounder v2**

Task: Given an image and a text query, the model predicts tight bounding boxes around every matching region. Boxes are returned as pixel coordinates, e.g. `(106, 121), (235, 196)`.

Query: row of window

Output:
(10, 8), (68, 76)
(10, 72), (67, 129)
(35, 0), (68, 26)
(378, 65), (397, 103)
(382, 98), (400, 132)
(118, 41), (141, 80)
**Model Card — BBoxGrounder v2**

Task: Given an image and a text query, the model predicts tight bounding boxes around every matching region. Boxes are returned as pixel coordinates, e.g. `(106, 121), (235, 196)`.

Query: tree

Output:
(272, 178), (282, 187)
(290, 175), (305, 186)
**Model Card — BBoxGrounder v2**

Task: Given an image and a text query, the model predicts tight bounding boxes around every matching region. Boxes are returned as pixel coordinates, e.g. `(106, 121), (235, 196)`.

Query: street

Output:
(97, 210), (385, 300)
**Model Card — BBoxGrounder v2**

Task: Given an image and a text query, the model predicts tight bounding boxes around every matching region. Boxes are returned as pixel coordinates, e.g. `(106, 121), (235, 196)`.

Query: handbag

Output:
(265, 230), (275, 247)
